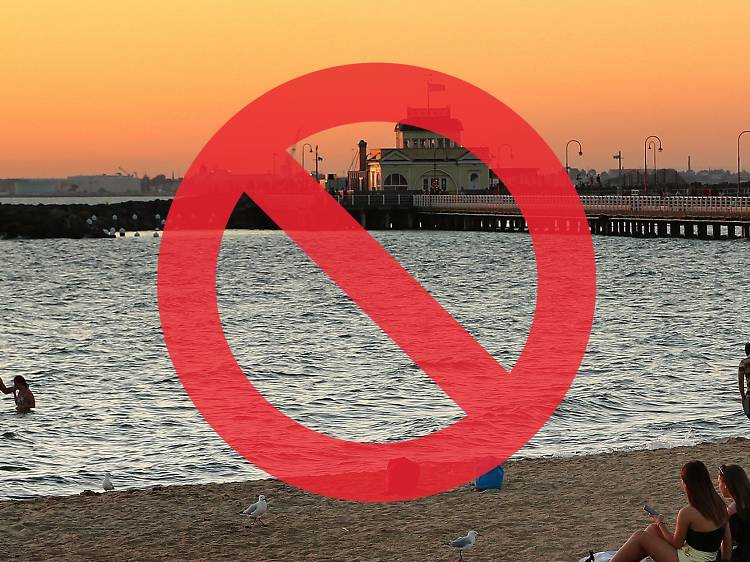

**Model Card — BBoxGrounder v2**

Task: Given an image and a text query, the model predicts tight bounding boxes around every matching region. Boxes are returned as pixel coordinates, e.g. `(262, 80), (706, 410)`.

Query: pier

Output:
(340, 194), (750, 239)
(2, 193), (750, 240)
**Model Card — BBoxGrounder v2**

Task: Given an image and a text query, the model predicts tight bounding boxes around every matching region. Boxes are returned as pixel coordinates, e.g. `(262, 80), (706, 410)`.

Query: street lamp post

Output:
(612, 151), (623, 192)
(738, 130), (750, 195)
(643, 135), (663, 194)
(498, 143), (514, 162)
(648, 140), (659, 190)
(565, 140), (583, 178)
(314, 145), (322, 181)
(302, 143), (313, 173)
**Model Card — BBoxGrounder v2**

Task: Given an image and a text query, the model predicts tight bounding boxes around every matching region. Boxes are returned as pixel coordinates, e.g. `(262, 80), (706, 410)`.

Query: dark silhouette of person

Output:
(739, 342), (750, 420)
(0, 375), (35, 413)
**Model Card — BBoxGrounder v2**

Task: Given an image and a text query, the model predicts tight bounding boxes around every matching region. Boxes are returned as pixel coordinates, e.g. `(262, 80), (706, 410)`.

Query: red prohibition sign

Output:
(157, 63), (596, 502)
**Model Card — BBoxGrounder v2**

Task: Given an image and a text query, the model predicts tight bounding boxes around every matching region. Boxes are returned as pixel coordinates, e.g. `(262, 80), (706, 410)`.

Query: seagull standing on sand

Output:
(446, 530), (479, 561)
(241, 494), (268, 527)
(102, 473), (114, 492)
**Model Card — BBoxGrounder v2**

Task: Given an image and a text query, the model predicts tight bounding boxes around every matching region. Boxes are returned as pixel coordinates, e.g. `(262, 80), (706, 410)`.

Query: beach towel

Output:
(577, 553), (655, 562)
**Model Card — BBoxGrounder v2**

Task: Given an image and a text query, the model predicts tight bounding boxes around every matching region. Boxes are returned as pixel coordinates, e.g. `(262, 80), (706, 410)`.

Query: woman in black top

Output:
(611, 460), (731, 562)
(718, 464), (750, 561)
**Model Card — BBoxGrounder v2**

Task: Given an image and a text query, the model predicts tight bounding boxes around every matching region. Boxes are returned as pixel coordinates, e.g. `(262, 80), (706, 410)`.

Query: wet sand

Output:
(2, 437), (747, 561)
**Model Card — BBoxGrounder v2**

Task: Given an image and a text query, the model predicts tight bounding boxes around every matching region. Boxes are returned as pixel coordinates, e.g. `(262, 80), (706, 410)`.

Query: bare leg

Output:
(610, 530), (679, 562)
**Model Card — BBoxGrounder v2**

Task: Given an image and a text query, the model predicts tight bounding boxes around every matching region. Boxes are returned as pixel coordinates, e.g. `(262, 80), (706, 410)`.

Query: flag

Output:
(427, 82), (445, 92)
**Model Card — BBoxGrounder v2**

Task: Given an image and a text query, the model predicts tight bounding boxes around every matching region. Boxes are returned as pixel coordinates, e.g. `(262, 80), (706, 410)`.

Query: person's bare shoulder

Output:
(678, 505), (698, 521)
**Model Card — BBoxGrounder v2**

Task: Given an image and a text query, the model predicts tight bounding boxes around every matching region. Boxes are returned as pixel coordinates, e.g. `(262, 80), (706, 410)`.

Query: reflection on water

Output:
(0, 230), (747, 499)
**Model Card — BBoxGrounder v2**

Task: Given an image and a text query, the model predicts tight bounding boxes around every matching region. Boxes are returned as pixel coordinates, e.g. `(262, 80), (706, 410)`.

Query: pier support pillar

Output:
(712, 223), (721, 240)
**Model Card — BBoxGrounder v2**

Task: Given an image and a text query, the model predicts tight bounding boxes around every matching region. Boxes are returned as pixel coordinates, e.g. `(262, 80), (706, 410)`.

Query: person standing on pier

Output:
(739, 343), (750, 420)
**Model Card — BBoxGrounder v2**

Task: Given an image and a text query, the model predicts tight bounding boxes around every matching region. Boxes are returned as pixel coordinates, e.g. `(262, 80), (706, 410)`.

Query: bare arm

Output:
(654, 508), (689, 548)
(740, 366), (746, 400)
(0, 378), (13, 395)
(721, 522), (732, 561)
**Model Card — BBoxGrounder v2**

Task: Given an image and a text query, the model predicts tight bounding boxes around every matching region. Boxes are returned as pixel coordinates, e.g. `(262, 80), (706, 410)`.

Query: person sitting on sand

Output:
(611, 460), (732, 562)
(718, 464), (750, 561)
(0, 376), (35, 413)
(739, 343), (750, 420)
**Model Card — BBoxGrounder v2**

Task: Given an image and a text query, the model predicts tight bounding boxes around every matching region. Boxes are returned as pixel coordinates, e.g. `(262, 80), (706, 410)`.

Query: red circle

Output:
(157, 63), (596, 502)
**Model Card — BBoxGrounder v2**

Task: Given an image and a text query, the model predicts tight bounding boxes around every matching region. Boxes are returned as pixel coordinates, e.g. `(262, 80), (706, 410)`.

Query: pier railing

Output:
(411, 194), (750, 219)
(340, 193), (414, 207)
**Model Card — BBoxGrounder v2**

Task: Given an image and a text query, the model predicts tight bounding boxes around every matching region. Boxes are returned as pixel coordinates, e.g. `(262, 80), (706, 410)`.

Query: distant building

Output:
(348, 107), (490, 193)
(10, 179), (63, 196)
(4, 174), (142, 196)
(66, 175), (141, 194)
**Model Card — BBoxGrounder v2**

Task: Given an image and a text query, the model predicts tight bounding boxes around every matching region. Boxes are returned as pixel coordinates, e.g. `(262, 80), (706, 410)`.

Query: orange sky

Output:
(2, 0), (749, 178)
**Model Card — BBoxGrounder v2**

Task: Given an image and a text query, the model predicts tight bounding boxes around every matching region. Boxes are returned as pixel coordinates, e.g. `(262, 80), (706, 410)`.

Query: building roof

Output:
(394, 118), (464, 133)
(368, 147), (486, 163)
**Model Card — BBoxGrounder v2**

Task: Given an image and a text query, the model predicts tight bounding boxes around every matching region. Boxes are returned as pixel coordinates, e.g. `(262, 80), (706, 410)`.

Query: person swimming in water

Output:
(739, 342), (750, 420)
(0, 375), (35, 413)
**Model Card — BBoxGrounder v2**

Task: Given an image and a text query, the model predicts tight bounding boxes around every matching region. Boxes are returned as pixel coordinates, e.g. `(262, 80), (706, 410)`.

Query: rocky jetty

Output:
(0, 195), (276, 239)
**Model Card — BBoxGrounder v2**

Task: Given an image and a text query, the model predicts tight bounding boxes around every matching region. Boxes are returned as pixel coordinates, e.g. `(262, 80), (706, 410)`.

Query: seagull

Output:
(446, 530), (479, 561)
(241, 494), (268, 527)
(102, 473), (114, 492)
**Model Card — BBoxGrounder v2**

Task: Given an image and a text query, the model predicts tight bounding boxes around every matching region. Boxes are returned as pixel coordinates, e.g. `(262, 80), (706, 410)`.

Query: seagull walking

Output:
(446, 530), (479, 561)
(241, 494), (268, 527)
(102, 473), (114, 492)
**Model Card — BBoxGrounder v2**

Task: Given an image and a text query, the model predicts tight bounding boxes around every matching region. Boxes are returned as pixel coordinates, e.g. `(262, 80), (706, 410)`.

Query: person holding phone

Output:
(718, 464), (750, 561)
(611, 460), (732, 562)
(0, 375), (35, 413)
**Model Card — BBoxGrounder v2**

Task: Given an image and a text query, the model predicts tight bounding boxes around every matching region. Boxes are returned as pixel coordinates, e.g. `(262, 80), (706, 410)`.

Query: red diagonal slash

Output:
(157, 63), (596, 502)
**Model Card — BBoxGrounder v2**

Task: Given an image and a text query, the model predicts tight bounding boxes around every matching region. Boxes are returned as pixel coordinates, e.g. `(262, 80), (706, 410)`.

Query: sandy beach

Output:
(0, 437), (747, 561)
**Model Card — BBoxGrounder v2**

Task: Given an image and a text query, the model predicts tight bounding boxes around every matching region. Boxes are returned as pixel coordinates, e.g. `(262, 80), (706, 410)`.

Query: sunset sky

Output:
(2, 0), (749, 178)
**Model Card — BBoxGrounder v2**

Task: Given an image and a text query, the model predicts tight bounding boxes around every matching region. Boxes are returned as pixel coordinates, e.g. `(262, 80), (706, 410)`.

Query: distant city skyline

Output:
(2, 1), (749, 177)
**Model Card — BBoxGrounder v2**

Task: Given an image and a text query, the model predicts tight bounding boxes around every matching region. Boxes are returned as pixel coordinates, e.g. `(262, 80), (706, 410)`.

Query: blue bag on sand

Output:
(473, 462), (505, 490)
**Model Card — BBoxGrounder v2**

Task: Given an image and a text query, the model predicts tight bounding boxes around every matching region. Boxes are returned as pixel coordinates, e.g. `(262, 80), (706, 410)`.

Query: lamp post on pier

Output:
(648, 140), (659, 190)
(498, 143), (514, 162)
(643, 135), (663, 194)
(612, 151), (623, 193)
(738, 130), (750, 196)
(314, 145), (323, 181)
(302, 143), (313, 174)
(565, 140), (583, 179)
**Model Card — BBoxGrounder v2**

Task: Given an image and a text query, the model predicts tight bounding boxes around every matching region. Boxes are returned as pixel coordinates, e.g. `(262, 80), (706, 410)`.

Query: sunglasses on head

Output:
(719, 464), (727, 478)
